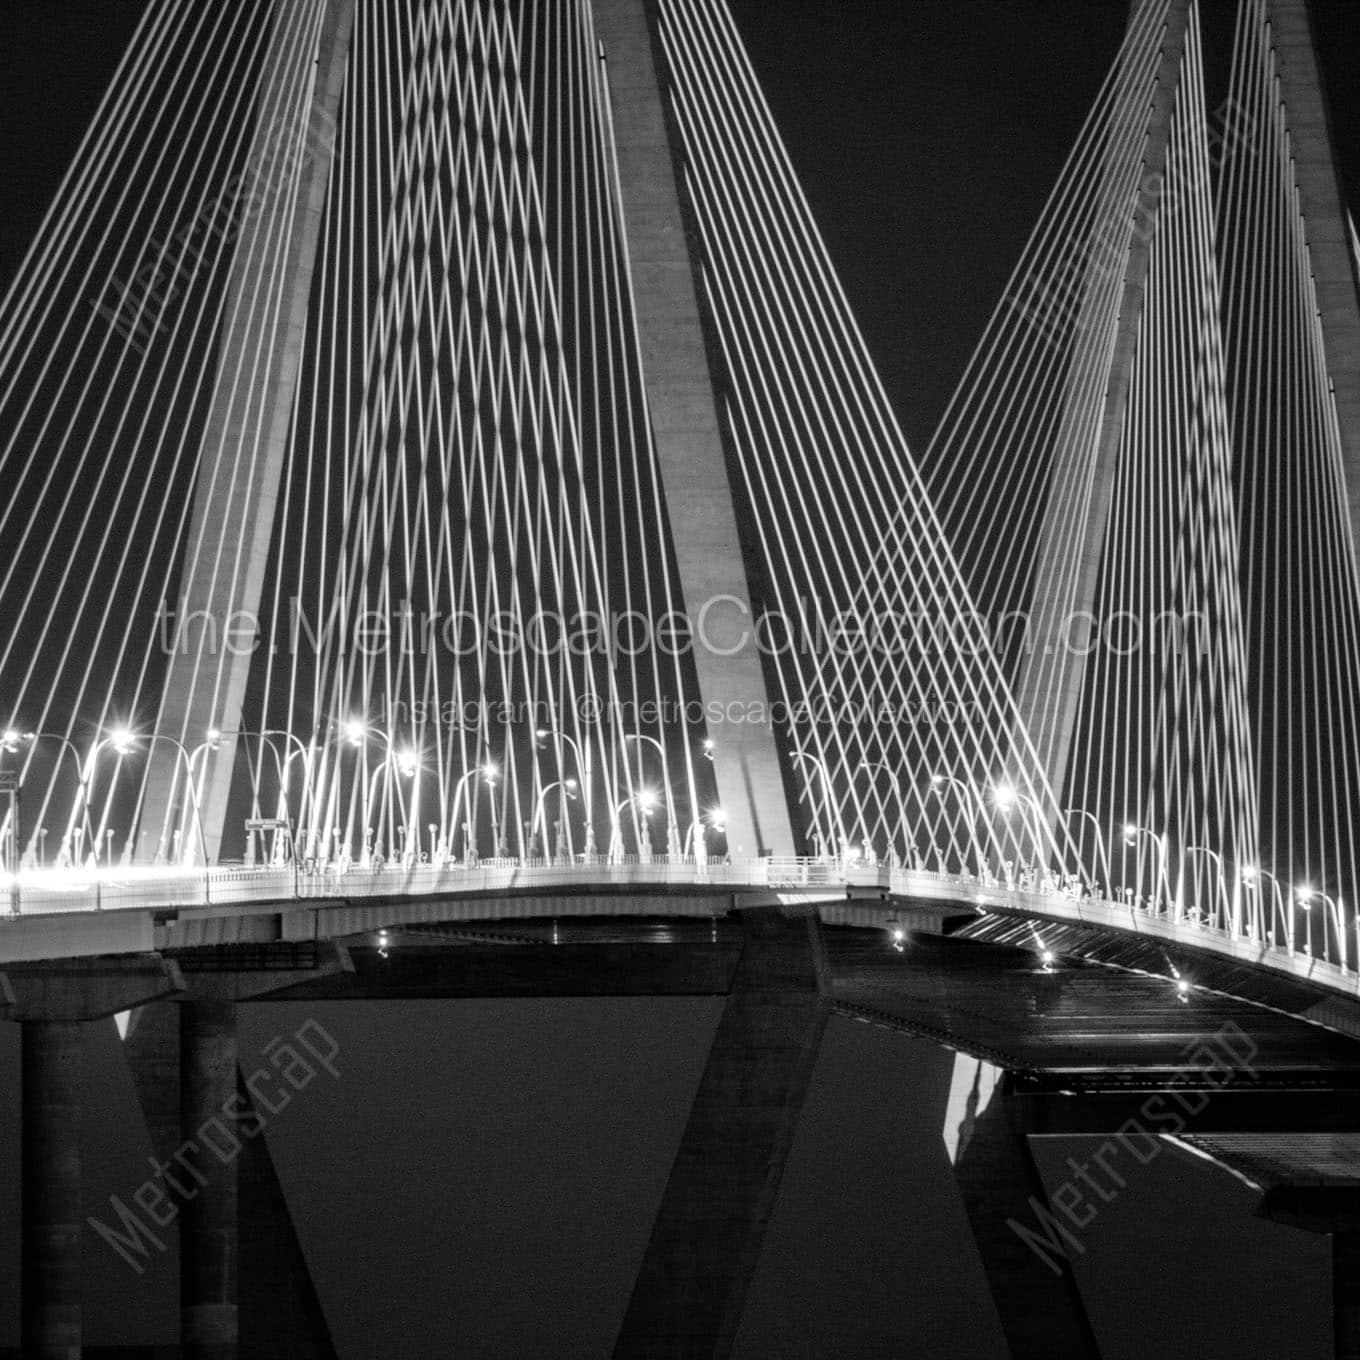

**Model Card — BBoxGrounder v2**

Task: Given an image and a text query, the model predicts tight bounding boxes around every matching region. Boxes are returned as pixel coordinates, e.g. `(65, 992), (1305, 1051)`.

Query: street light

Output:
(61, 727), (136, 866)
(4, 733), (84, 863)
(858, 761), (918, 866)
(608, 789), (655, 863)
(926, 774), (989, 874)
(1240, 864), (1283, 943)
(301, 721), (377, 861)
(790, 749), (842, 859)
(542, 729), (596, 856)
(1063, 808), (1111, 894)
(447, 762), (498, 863)
(1295, 885), (1344, 964)
(340, 721), (404, 862)
(683, 808), (726, 860)
(532, 778), (577, 859)
(132, 733), (210, 867)
(624, 734), (680, 859)
(361, 749), (419, 865)
(991, 781), (1048, 878)
(1121, 823), (1171, 915)
(1180, 846), (1231, 930)
(205, 728), (315, 858)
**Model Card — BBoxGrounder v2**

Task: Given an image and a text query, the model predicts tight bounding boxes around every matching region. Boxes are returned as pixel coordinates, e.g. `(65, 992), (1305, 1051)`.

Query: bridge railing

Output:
(2, 856), (1355, 995)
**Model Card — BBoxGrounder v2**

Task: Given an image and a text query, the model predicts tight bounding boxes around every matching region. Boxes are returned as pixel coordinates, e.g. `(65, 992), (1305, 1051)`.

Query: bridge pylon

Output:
(138, 0), (358, 865)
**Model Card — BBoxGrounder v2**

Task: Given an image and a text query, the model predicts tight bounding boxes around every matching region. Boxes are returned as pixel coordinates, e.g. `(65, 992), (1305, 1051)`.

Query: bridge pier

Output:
(1258, 1187), (1360, 1360)
(949, 1071), (1101, 1360)
(22, 1020), (83, 1360)
(3, 959), (184, 1359)
(612, 907), (829, 1358)
(1336, 1234), (1360, 1360)
(123, 951), (349, 1359)
(237, 1067), (337, 1360)
(179, 1001), (239, 1360)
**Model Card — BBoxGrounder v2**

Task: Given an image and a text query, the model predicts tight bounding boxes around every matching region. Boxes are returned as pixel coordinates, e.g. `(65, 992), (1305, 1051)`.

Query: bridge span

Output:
(4, 858), (1359, 1007)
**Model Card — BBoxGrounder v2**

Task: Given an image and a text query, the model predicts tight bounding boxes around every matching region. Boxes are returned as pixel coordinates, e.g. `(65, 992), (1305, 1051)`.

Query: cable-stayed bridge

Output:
(2, 1), (1360, 1357)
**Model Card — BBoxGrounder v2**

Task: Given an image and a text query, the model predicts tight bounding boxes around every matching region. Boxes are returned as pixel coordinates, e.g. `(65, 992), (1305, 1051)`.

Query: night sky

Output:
(1, 1), (1356, 1356)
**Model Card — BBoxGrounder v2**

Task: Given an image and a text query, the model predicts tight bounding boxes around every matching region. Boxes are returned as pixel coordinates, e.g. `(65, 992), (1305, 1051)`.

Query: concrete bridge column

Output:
(123, 952), (350, 1358)
(179, 1000), (240, 1360)
(612, 907), (829, 1358)
(3, 958), (184, 1359)
(238, 1067), (338, 1360)
(950, 1073), (1101, 1360)
(21, 1020), (83, 1360)
(1259, 1187), (1360, 1360)
(1335, 1234), (1360, 1360)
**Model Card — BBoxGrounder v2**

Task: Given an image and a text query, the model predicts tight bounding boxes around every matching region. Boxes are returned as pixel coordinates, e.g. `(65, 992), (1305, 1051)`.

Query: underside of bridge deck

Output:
(11, 910), (1360, 1359)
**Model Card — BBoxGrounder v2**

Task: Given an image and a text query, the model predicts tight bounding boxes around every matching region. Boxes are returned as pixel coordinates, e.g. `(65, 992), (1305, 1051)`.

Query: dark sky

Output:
(1, 2), (1356, 1356)
(2, 0), (1358, 447)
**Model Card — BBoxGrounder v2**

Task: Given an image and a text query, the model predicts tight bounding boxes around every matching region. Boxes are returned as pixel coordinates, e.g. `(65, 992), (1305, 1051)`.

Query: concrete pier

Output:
(21, 1021), (84, 1360)
(613, 909), (828, 1358)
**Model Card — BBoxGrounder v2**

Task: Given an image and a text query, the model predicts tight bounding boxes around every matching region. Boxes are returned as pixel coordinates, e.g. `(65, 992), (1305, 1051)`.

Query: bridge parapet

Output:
(2, 858), (1357, 1002)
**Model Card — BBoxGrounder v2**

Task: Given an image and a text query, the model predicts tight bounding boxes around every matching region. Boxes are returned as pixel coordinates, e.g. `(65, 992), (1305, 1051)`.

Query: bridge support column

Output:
(613, 907), (828, 1358)
(179, 1000), (239, 1360)
(1259, 1187), (1360, 1360)
(950, 1074), (1101, 1360)
(1336, 1234), (1360, 1360)
(238, 1070), (338, 1360)
(4, 959), (184, 1359)
(124, 955), (349, 1357)
(22, 1020), (83, 1360)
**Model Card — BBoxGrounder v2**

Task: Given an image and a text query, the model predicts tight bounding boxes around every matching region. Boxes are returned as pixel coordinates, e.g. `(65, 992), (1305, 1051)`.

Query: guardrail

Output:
(2, 856), (1357, 998)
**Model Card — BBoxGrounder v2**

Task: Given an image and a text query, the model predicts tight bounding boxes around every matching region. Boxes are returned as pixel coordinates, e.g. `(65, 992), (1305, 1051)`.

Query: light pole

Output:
(207, 728), (313, 859)
(532, 779), (577, 859)
(1295, 885), (1343, 964)
(624, 734), (679, 860)
(135, 734), (210, 867)
(340, 720), (408, 862)
(683, 809), (726, 861)
(448, 763), (497, 863)
(1180, 846), (1230, 929)
(9, 732), (83, 862)
(608, 790), (656, 863)
(790, 750), (842, 859)
(926, 774), (988, 874)
(991, 782), (1047, 880)
(395, 748), (420, 864)
(62, 728), (136, 867)
(360, 748), (418, 865)
(0, 769), (17, 890)
(1240, 865), (1283, 943)
(541, 729), (597, 857)
(1063, 808), (1111, 894)
(1, 732), (23, 878)
(306, 721), (369, 861)
(1121, 823), (1170, 915)
(858, 761), (916, 866)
